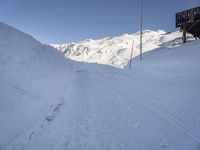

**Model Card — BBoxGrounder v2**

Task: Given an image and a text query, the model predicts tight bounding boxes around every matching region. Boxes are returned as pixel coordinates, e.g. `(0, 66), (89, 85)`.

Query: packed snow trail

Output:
(1, 22), (200, 150)
(75, 70), (200, 150)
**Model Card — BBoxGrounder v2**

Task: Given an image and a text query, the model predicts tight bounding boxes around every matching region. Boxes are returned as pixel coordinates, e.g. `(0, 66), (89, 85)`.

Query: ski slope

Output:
(53, 30), (194, 68)
(0, 22), (200, 150)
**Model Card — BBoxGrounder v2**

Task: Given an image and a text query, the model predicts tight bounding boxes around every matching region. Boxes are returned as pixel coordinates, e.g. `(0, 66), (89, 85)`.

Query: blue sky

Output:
(0, 0), (199, 44)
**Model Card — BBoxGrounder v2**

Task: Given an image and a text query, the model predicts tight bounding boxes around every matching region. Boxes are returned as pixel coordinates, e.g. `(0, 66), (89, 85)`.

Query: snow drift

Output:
(0, 22), (200, 150)
(0, 21), (76, 149)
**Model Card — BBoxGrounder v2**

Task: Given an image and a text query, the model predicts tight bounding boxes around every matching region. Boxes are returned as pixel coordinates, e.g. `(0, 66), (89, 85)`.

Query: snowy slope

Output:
(53, 30), (195, 68)
(0, 21), (77, 149)
(1, 22), (200, 150)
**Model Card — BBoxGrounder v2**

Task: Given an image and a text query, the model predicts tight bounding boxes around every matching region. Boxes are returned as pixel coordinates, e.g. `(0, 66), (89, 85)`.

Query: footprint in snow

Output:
(128, 120), (140, 128)
(161, 139), (174, 150)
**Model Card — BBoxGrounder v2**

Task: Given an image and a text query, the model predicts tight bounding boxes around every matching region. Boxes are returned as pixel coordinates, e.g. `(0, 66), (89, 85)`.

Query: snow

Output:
(0, 21), (200, 150)
(53, 30), (195, 68)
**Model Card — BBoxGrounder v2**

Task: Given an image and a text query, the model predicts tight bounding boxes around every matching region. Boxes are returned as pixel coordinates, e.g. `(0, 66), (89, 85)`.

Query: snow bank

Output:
(0, 21), (76, 149)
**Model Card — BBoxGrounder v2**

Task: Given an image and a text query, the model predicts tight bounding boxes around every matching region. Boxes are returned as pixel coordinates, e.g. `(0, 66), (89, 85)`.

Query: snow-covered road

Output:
(70, 68), (200, 150)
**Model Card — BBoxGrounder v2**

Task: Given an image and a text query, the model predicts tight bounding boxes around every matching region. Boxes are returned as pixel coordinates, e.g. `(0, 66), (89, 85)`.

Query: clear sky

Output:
(0, 0), (199, 44)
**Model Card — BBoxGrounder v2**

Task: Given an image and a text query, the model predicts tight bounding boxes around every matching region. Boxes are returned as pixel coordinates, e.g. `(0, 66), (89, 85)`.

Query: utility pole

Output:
(129, 40), (134, 69)
(140, 0), (143, 60)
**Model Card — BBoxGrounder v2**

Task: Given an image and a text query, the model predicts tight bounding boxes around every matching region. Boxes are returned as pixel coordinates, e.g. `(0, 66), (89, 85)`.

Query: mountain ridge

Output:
(53, 29), (195, 68)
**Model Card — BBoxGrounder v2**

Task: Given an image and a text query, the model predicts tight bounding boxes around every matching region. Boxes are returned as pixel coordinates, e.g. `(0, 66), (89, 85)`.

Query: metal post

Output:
(140, 0), (143, 60)
(129, 40), (134, 69)
(183, 24), (187, 43)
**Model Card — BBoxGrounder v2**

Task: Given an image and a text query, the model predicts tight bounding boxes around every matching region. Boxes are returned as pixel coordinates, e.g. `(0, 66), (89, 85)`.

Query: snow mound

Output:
(53, 30), (195, 68)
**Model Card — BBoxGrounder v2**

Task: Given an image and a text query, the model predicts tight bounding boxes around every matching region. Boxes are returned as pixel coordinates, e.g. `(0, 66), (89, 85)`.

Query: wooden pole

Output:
(129, 40), (134, 69)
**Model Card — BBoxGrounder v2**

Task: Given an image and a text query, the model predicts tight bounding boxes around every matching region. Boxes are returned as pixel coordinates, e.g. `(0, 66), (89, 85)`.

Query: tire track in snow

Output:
(85, 71), (200, 144)
(103, 74), (200, 143)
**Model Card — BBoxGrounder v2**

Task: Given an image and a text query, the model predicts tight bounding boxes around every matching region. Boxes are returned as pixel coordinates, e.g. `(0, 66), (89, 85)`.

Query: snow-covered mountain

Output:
(53, 30), (194, 68)
(1, 21), (200, 150)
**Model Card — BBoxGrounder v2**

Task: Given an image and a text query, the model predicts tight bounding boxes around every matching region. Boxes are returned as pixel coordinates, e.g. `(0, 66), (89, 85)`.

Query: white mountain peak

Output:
(53, 29), (193, 68)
